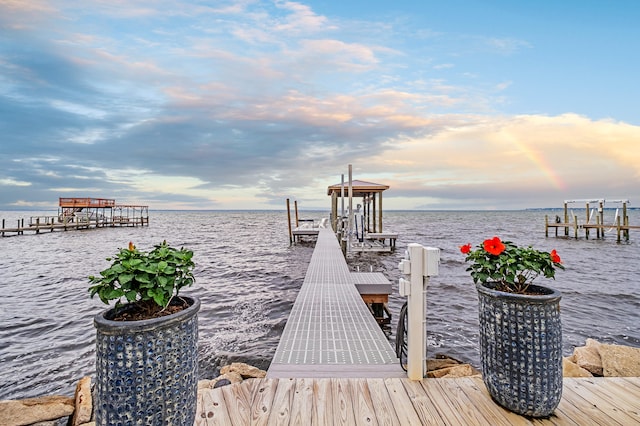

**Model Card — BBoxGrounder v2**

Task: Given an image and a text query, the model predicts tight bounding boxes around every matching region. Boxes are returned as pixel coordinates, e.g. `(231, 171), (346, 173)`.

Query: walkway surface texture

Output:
(267, 227), (403, 378)
(195, 376), (640, 425)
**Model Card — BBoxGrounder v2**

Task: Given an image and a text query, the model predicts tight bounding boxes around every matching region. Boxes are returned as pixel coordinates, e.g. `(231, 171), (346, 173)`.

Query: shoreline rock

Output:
(567, 338), (640, 377)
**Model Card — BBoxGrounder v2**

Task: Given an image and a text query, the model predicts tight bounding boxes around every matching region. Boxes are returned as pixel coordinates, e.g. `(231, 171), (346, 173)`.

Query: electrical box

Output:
(398, 259), (411, 275)
(398, 277), (410, 296)
(422, 247), (440, 277)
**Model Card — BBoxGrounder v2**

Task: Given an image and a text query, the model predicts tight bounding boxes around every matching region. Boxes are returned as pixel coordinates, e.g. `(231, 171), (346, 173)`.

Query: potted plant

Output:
(89, 241), (200, 425)
(460, 236), (564, 417)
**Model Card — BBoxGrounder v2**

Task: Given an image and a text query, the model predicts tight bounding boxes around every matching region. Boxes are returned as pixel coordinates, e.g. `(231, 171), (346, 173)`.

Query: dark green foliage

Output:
(89, 241), (195, 308)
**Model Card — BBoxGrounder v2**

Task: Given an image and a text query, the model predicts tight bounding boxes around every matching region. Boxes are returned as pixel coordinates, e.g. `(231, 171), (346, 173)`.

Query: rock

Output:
(209, 371), (243, 388)
(426, 358), (460, 371)
(427, 364), (480, 378)
(563, 356), (593, 377)
(219, 362), (266, 379)
(574, 343), (603, 376)
(597, 343), (640, 377)
(0, 395), (74, 426)
(72, 376), (92, 426)
(213, 379), (232, 388)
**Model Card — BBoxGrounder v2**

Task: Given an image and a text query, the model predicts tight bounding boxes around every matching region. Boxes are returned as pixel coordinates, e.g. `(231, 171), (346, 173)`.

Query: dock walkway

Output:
(268, 227), (403, 378)
(198, 226), (640, 424)
(196, 376), (640, 425)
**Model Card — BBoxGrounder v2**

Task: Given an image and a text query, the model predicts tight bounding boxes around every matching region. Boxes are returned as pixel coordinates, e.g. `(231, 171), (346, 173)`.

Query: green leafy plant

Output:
(460, 236), (564, 294)
(89, 241), (195, 312)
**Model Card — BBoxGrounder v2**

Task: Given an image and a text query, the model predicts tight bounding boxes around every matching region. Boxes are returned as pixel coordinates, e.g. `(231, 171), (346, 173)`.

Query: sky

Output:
(1, 0), (639, 211)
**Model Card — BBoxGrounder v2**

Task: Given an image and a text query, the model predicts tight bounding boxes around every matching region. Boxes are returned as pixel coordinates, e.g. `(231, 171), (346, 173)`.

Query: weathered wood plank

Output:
(332, 378), (357, 425)
(365, 378), (400, 426)
(220, 377), (257, 426)
(195, 388), (232, 425)
(289, 378), (314, 426)
(435, 377), (533, 426)
(398, 378), (446, 425)
(559, 381), (625, 426)
(564, 378), (640, 424)
(352, 378), (379, 426)
(383, 378), (422, 425)
(249, 378), (279, 426)
(268, 377), (297, 425)
(312, 378), (334, 426)
(619, 376), (640, 393)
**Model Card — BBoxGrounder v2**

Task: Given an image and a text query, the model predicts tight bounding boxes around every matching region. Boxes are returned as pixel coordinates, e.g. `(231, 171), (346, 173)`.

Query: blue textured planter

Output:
(477, 282), (562, 417)
(94, 296), (200, 426)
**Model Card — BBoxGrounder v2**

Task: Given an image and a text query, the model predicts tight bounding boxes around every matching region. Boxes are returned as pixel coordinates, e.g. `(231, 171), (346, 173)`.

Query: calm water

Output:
(1, 209), (638, 399)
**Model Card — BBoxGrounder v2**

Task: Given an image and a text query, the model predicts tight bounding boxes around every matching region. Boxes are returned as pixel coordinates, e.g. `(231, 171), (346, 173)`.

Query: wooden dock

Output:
(268, 227), (403, 378)
(198, 210), (640, 424)
(1, 197), (149, 237)
(545, 199), (638, 242)
(196, 376), (640, 425)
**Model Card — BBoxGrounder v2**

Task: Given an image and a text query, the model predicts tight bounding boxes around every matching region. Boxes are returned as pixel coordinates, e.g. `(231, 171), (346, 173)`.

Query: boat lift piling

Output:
(545, 199), (637, 242)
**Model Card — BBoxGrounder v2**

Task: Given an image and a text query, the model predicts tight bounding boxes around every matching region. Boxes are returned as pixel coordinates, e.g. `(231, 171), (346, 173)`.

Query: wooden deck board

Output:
(196, 377), (640, 425)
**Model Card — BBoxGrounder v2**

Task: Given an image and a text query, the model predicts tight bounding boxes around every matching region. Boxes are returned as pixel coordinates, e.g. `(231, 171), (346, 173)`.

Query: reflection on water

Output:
(1, 209), (639, 399)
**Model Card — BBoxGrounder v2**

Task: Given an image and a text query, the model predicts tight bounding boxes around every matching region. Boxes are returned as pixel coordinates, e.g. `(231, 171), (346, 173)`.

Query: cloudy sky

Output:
(1, 0), (639, 211)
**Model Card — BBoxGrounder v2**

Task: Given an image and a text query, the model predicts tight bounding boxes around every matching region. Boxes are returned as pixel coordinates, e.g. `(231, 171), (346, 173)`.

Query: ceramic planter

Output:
(94, 296), (200, 425)
(476, 282), (562, 417)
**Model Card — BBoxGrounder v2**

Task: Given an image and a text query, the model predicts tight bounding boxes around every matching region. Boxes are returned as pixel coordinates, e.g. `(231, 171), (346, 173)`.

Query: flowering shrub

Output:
(89, 241), (195, 310)
(460, 236), (564, 294)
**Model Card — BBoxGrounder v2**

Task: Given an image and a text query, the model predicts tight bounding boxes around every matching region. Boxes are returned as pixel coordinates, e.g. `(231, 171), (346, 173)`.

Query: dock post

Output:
(574, 215), (579, 239)
(617, 215), (621, 243)
(563, 202), (569, 236)
(545, 215), (549, 237)
(399, 244), (440, 380)
(294, 200), (299, 228)
(585, 202), (590, 239)
(286, 198), (292, 244)
(623, 202), (629, 240)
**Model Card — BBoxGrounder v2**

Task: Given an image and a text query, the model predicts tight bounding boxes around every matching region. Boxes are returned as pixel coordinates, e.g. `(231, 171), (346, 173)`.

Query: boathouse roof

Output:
(327, 180), (390, 197)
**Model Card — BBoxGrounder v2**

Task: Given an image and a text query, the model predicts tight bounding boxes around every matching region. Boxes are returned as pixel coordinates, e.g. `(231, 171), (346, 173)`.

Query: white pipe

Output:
(348, 164), (353, 252)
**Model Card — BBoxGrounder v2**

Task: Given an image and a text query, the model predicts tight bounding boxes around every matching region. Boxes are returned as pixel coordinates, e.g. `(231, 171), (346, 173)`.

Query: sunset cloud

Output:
(1, 1), (638, 210)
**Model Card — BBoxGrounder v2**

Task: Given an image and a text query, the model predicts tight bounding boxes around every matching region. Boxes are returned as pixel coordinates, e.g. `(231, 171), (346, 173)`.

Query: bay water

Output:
(1, 209), (638, 400)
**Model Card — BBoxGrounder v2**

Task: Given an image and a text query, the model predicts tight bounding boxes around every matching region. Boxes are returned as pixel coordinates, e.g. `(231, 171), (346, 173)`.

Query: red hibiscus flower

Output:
(128, 241), (136, 251)
(460, 243), (472, 254)
(483, 236), (506, 256)
(550, 249), (562, 264)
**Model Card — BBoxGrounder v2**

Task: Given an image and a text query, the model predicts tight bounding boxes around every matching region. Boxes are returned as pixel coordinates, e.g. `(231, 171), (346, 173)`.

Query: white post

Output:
(398, 244), (440, 380)
(348, 164), (353, 252)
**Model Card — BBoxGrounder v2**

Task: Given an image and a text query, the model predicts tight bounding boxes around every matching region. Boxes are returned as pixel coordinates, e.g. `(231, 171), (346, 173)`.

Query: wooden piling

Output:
(545, 215), (549, 237)
(286, 198), (293, 244)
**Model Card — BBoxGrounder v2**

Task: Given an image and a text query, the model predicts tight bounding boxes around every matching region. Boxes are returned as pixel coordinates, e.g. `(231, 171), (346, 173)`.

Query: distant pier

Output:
(1, 197), (149, 237)
(545, 199), (638, 242)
